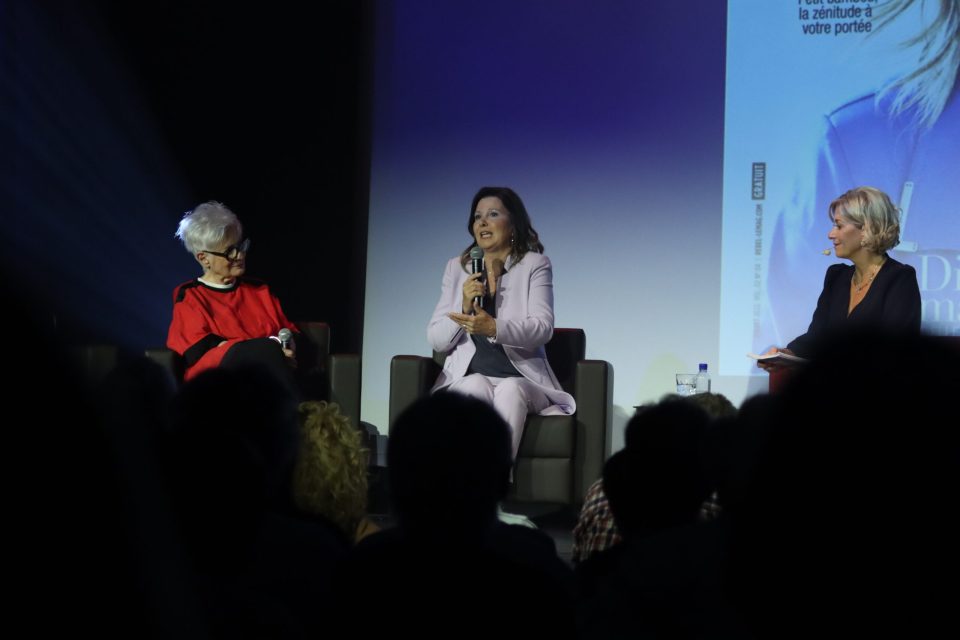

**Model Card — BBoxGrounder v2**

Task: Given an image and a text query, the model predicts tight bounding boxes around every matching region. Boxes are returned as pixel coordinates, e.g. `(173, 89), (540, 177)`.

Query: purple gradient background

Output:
(362, 1), (741, 444)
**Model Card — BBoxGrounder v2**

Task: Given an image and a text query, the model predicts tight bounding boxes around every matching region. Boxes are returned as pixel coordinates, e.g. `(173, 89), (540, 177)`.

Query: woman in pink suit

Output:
(428, 186), (575, 460)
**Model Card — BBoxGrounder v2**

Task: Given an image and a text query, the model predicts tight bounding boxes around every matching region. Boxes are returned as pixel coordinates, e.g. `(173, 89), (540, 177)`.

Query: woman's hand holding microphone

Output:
(448, 272), (496, 337)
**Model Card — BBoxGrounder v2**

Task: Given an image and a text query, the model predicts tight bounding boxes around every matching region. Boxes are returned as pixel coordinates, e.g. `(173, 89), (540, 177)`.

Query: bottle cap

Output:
(698, 363), (708, 371)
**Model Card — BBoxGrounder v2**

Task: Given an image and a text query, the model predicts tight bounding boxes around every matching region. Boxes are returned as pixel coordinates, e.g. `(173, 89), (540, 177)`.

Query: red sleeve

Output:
(167, 286), (216, 355)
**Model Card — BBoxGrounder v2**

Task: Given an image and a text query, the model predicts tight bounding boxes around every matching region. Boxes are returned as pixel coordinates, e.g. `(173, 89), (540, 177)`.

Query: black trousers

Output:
(220, 338), (301, 401)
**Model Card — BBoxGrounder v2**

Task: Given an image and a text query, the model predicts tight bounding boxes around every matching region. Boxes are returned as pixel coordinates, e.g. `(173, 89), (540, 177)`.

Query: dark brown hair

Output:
(459, 186), (544, 268)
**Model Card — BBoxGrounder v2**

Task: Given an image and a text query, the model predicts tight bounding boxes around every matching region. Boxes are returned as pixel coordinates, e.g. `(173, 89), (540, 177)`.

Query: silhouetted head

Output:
(733, 328), (960, 635)
(388, 392), (512, 537)
(609, 398), (712, 535)
(701, 392), (777, 513)
(685, 391), (738, 420)
(166, 365), (300, 515)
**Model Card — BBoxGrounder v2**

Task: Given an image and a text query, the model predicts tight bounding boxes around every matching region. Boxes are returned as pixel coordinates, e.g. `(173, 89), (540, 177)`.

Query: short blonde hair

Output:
(292, 401), (369, 539)
(829, 186), (901, 254)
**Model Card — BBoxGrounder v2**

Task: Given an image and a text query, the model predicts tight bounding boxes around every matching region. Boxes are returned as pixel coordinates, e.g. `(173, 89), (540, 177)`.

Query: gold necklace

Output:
(852, 261), (883, 294)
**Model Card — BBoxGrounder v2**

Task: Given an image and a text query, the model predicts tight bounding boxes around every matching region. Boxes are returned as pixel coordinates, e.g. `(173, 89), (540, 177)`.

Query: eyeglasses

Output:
(203, 238), (250, 261)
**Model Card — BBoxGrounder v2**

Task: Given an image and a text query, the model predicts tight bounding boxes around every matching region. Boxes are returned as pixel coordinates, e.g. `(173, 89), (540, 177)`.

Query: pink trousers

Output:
(445, 373), (552, 460)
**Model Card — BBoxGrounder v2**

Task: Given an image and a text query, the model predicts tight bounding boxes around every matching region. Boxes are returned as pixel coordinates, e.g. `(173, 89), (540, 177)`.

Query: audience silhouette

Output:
(163, 365), (347, 638)
(333, 392), (575, 637)
(731, 328), (960, 637)
(11, 264), (957, 638)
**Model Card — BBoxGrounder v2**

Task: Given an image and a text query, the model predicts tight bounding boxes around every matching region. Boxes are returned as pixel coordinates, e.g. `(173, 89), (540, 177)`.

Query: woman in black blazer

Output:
(760, 186), (921, 366)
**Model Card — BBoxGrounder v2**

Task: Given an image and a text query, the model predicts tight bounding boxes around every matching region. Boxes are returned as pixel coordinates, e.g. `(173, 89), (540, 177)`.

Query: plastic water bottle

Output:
(695, 363), (711, 394)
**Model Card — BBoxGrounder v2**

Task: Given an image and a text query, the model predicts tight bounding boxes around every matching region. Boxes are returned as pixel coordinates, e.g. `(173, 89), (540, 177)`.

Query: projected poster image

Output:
(720, 0), (959, 374)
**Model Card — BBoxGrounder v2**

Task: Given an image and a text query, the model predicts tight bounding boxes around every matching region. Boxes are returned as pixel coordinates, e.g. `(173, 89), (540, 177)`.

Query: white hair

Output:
(174, 201), (243, 256)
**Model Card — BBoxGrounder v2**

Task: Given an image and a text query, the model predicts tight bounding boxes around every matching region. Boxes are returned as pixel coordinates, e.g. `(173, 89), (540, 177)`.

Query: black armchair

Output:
(144, 321), (362, 430)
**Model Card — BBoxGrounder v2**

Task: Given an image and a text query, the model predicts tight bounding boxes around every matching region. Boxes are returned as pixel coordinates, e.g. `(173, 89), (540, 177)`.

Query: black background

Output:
(93, 0), (372, 353)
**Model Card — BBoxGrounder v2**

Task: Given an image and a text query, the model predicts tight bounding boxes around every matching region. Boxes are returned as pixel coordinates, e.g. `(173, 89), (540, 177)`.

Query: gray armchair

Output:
(389, 328), (612, 506)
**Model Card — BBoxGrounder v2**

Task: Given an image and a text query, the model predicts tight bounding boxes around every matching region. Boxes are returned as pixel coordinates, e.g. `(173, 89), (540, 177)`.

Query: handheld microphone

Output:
(822, 249), (832, 255)
(278, 328), (292, 350)
(469, 246), (485, 311)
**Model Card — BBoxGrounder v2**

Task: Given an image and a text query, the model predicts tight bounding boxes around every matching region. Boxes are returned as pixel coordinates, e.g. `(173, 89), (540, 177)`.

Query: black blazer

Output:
(787, 257), (921, 357)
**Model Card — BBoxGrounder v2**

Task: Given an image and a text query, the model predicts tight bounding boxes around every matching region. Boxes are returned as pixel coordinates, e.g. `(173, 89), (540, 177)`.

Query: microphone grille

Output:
(278, 328), (292, 341)
(469, 246), (484, 259)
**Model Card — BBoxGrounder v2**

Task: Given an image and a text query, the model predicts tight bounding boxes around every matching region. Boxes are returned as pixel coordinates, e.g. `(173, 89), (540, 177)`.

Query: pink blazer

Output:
(427, 252), (575, 415)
